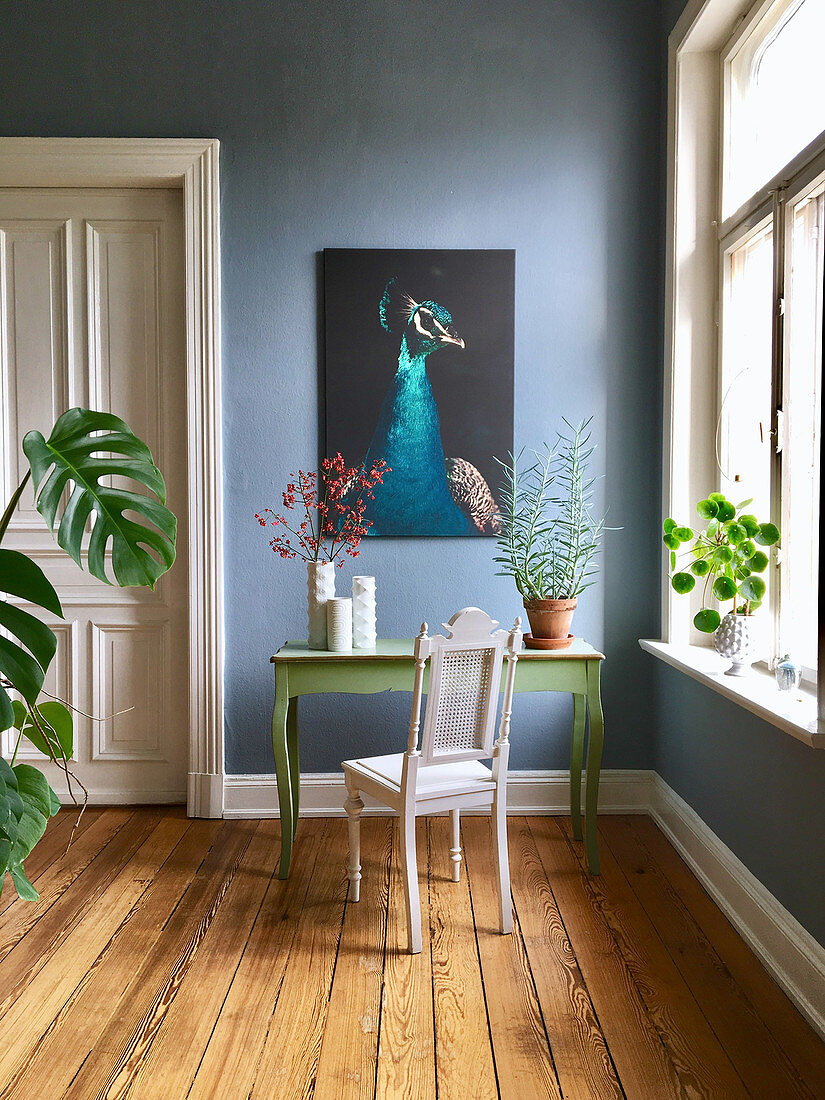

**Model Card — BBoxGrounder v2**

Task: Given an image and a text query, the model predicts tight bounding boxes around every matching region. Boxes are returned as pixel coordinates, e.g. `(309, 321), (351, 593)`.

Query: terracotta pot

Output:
(523, 597), (578, 640)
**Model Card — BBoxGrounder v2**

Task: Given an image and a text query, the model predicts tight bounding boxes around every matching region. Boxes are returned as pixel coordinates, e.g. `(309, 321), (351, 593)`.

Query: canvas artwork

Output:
(324, 248), (515, 537)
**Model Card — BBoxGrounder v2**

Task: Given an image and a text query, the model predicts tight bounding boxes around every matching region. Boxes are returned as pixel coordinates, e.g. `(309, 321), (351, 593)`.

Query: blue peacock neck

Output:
(364, 335), (473, 535)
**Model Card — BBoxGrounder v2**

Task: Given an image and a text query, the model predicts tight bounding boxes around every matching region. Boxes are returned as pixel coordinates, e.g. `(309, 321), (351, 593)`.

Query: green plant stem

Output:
(0, 471), (30, 545)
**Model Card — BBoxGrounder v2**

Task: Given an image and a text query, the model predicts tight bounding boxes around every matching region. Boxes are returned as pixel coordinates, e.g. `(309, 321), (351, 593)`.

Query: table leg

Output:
(570, 694), (586, 841)
(272, 665), (294, 879)
(287, 697), (300, 842)
(584, 661), (604, 874)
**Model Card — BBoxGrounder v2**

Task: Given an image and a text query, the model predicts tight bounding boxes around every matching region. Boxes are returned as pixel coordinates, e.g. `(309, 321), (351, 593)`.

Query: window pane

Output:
(726, 0), (825, 216)
(781, 185), (823, 670)
(720, 222), (774, 533)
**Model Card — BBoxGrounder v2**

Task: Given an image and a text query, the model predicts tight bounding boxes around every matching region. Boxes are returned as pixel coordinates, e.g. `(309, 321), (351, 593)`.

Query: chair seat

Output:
(343, 753), (494, 799)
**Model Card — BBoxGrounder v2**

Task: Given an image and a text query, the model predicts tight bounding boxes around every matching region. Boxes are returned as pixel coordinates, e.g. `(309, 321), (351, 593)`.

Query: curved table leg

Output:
(272, 664), (295, 879)
(287, 697), (300, 842)
(570, 694), (586, 841)
(584, 660), (604, 874)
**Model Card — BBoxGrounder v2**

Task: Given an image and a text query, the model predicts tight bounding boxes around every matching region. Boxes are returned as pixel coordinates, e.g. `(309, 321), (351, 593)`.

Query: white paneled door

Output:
(0, 187), (189, 803)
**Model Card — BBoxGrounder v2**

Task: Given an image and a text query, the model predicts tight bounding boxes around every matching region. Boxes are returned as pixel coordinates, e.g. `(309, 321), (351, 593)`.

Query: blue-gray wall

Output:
(654, 0), (825, 948)
(650, 661), (825, 945)
(0, 0), (664, 775)
(3, 0), (821, 948)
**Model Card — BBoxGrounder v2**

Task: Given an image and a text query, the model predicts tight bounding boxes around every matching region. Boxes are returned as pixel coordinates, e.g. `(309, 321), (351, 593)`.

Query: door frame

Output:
(0, 138), (225, 817)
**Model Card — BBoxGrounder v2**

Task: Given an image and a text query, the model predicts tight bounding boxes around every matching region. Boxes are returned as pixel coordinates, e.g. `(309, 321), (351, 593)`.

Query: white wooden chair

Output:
(342, 607), (522, 954)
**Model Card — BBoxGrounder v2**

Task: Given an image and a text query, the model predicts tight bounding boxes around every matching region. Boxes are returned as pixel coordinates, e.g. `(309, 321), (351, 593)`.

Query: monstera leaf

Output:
(11, 699), (73, 763)
(0, 757), (59, 900)
(22, 408), (176, 588)
(0, 549), (62, 733)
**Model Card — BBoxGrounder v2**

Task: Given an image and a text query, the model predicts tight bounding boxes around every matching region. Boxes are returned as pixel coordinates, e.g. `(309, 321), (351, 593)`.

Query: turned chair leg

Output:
(400, 810), (422, 954)
(449, 808), (461, 882)
(493, 789), (513, 934)
(344, 784), (364, 902)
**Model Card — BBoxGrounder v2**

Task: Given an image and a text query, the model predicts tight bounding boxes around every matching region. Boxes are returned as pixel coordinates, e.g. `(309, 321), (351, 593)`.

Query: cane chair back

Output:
(415, 607), (510, 766)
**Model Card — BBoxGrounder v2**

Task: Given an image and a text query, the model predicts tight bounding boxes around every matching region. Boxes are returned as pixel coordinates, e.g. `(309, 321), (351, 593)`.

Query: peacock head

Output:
(407, 299), (465, 358)
(379, 277), (465, 358)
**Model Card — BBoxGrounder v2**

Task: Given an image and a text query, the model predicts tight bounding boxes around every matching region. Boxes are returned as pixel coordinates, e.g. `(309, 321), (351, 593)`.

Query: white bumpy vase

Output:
(714, 612), (756, 676)
(352, 576), (377, 648)
(326, 597), (353, 652)
(307, 561), (336, 649)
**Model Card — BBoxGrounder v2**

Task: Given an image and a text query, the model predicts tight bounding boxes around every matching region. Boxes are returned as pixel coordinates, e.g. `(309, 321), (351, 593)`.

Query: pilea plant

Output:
(663, 492), (780, 633)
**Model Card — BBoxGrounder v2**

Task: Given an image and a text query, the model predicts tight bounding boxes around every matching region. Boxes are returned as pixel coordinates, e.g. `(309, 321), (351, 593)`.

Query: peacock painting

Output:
(324, 249), (515, 537)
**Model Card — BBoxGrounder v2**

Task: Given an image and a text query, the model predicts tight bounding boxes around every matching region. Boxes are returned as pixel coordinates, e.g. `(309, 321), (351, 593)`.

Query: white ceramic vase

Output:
(714, 612), (756, 676)
(326, 597), (353, 652)
(307, 560), (335, 649)
(352, 576), (377, 648)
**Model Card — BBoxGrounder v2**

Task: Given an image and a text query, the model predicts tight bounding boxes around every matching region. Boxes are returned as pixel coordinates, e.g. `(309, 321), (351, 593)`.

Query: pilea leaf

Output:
(694, 608), (721, 633)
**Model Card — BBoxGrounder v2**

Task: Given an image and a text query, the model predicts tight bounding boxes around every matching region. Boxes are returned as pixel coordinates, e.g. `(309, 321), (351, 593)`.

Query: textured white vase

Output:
(307, 561), (335, 650)
(714, 612), (756, 676)
(352, 576), (377, 648)
(326, 597), (353, 652)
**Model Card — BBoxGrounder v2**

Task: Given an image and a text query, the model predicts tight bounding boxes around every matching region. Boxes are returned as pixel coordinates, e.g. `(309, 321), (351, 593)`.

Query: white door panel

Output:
(0, 187), (188, 802)
(0, 219), (70, 528)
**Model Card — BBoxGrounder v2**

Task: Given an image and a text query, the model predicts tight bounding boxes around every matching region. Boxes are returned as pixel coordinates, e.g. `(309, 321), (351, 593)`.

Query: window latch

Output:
(773, 408), (784, 453)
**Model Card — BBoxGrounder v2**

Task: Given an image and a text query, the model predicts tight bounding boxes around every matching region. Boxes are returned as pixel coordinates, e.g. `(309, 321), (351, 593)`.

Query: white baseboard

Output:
(222, 767), (825, 1039)
(50, 788), (187, 805)
(222, 769), (655, 818)
(649, 775), (825, 1041)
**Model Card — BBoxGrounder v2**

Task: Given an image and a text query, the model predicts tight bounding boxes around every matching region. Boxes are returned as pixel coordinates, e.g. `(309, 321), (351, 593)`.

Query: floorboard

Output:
(632, 814), (825, 1097)
(463, 816), (560, 1100)
(0, 808), (821, 1100)
(314, 818), (392, 1100)
(60, 820), (257, 1100)
(0, 807), (102, 921)
(187, 822), (323, 1100)
(508, 816), (622, 1100)
(559, 816), (749, 1098)
(374, 818), (436, 1100)
(429, 816), (498, 1100)
(247, 818), (349, 1099)
(601, 815), (819, 1100)
(1, 819), (221, 1100)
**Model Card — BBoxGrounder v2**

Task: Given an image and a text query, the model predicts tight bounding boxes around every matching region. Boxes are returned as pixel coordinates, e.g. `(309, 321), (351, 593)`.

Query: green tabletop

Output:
(269, 637), (605, 879)
(272, 637), (605, 661)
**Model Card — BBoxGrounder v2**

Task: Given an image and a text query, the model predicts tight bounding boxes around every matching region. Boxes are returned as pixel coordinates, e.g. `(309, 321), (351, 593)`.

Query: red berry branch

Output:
(256, 454), (389, 567)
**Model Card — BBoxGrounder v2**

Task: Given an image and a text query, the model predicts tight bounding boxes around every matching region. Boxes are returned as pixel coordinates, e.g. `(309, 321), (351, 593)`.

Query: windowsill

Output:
(639, 639), (823, 749)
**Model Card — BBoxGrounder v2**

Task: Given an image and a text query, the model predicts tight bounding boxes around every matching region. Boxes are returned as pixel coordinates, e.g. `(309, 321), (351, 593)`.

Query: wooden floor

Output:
(1, 810), (824, 1099)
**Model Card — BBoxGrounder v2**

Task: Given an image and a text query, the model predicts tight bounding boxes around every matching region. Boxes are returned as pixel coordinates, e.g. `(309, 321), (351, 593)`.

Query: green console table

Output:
(270, 638), (605, 879)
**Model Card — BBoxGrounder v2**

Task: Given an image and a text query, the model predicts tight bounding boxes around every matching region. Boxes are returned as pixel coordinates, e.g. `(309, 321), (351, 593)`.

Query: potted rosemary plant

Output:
(495, 418), (607, 649)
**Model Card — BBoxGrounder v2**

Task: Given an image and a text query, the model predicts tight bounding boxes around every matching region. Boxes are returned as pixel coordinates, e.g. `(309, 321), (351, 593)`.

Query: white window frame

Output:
(652, 0), (824, 745)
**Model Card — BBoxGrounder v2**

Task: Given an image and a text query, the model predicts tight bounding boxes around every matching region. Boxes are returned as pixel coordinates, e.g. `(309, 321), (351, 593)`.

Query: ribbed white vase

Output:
(352, 576), (377, 648)
(326, 597), (353, 652)
(307, 561), (335, 650)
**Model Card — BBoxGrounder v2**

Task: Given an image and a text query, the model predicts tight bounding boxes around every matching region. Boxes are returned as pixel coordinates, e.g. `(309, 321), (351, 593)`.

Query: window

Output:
(781, 183), (822, 672)
(717, 0), (824, 681)
(724, 0), (825, 217)
(663, 0), (825, 726)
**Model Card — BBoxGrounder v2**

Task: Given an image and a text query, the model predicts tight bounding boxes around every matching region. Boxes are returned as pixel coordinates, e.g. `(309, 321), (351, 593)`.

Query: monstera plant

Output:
(0, 409), (176, 900)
